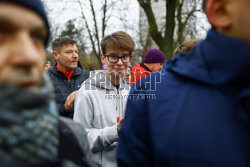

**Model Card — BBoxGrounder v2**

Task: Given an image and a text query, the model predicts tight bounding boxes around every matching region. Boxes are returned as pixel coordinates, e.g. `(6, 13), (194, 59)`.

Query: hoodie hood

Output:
(166, 29), (250, 93)
(84, 70), (130, 91)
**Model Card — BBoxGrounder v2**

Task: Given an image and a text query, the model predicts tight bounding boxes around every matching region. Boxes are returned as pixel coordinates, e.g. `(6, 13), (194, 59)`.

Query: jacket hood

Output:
(84, 70), (130, 91)
(166, 29), (250, 92)
(77, 61), (84, 69)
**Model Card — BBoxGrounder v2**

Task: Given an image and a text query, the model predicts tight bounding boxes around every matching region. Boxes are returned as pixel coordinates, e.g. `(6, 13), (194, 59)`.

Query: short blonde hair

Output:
(101, 31), (135, 55)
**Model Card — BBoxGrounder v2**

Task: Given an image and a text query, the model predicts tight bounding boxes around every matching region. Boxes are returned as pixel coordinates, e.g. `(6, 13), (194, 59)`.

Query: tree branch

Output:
(89, 0), (101, 56)
(77, 0), (101, 65)
(137, 0), (164, 48)
(101, 0), (107, 39)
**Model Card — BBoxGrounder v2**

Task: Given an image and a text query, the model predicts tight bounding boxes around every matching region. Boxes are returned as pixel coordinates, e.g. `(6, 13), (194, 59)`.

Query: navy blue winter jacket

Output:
(47, 62), (89, 118)
(117, 29), (250, 167)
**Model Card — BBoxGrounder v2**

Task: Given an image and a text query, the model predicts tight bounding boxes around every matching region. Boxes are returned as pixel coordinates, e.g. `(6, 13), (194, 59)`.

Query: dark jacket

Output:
(47, 62), (89, 118)
(117, 29), (250, 167)
(58, 117), (97, 167)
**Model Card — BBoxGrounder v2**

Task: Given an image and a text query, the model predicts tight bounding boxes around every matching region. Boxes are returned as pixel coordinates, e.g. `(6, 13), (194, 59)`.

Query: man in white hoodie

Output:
(74, 31), (135, 167)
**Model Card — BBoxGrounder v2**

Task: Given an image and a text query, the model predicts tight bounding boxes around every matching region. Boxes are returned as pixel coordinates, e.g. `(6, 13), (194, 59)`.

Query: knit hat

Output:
(0, 0), (50, 46)
(144, 48), (166, 63)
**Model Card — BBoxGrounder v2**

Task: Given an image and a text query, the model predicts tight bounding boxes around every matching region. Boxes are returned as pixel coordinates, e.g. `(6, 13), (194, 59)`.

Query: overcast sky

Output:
(42, 0), (140, 52)
(43, 0), (139, 36)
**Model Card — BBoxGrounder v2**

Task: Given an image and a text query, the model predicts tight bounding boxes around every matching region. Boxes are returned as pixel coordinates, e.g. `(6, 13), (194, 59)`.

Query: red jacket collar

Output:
(56, 65), (75, 80)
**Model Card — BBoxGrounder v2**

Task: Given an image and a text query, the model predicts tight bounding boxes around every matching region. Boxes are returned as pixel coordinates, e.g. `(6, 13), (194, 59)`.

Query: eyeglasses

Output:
(104, 54), (131, 63)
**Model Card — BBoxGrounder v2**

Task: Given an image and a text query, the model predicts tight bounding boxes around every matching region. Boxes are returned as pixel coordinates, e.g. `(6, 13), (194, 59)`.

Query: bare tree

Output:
(138, 0), (176, 59)
(176, 0), (202, 44)
(77, 0), (132, 68)
(138, 0), (203, 59)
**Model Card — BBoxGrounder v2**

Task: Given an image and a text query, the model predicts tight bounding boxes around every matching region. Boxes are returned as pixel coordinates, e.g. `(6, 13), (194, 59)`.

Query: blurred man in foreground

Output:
(0, 0), (58, 164)
(118, 0), (250, 166)
(0, 0), (93, 166)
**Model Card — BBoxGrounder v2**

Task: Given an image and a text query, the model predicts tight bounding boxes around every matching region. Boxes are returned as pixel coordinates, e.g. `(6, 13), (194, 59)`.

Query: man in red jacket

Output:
(130, 48), (165, 85)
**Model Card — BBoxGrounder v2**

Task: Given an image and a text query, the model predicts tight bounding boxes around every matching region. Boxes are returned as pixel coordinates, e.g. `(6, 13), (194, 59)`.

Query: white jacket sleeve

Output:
(73, 89), (119, 153)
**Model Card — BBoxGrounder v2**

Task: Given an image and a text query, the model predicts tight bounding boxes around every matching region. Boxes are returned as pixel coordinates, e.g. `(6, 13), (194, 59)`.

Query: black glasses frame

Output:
(104, 54), (131, 63)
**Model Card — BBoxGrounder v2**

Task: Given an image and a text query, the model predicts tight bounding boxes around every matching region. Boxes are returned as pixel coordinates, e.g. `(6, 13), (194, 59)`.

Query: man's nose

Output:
(11, 32), (41, 67)
(72, 52), (78, 59)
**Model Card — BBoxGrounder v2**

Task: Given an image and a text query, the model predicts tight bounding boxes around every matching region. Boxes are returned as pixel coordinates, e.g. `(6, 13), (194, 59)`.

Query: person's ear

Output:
(206, 0), (233, 29)
(52, 51), (59, 60)
(100, 54), (106, 64)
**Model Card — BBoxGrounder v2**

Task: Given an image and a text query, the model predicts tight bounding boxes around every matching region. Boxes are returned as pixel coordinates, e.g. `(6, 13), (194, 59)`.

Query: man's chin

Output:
(67, 65), (77, 70)
(0, 69), (43, 89)
(70, 63), (78, 68)
(16, 83), (41, 91)
(20, 83), (41, 90)
(0, 79), (42, 90)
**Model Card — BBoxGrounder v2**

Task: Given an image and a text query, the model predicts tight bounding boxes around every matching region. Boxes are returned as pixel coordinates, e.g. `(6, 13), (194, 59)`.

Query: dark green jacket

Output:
(47, 62), (89, 118)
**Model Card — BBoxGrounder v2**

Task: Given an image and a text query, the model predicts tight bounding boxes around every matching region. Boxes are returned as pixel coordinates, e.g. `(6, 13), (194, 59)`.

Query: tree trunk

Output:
(164, 0), (176, 59)
(138, 0), (176, 59)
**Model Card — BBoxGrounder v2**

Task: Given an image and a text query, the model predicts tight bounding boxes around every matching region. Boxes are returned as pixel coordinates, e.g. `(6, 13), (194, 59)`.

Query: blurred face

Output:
(54, 44), (78, 71)
(151, 63), (163, 72)
(228, 0), (250, 42)
(101, 49), (130, 80)
(207, 0), (250, 42)
(0, 3), (47, 89)
(43, 63), (51, 71)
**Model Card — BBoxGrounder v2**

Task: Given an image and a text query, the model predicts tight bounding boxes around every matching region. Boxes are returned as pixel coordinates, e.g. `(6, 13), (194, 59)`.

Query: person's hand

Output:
(64, 90), (78, 112)
(117, 116), (124, 135)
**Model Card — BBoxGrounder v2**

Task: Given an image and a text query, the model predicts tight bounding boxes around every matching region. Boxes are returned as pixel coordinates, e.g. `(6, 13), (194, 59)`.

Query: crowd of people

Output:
(0, 0), (249, 167)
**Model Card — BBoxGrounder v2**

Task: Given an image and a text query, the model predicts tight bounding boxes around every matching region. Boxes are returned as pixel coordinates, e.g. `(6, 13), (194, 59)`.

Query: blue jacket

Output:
(47, 62), (89, 118)
(117, 29), (250, 167)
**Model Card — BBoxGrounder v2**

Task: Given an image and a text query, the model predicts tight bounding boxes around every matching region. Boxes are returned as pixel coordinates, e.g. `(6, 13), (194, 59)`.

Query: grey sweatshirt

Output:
(73, 70), (130, 167)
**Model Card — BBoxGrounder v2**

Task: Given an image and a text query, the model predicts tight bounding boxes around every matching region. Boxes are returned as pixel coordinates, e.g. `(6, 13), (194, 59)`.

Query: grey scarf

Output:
(0, 74), (58, 163)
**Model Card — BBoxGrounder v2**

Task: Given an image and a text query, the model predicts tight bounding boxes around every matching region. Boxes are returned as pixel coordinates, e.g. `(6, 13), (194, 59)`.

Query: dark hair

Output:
(202, 0), (207, 12)
(101, 31), (135, 56)
(52, 36), (76, 52)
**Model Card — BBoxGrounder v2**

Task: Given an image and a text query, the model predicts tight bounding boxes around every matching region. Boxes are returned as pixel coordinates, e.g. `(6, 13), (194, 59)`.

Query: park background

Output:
(42, 0), (210, 70)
